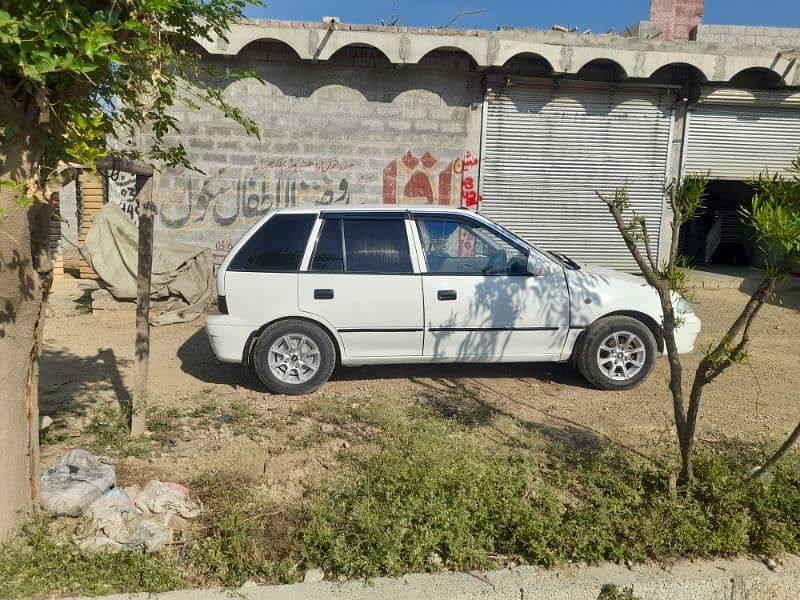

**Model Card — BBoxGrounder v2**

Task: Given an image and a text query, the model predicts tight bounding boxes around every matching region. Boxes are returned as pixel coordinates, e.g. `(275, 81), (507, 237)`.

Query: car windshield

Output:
(474, 213), (581, 271)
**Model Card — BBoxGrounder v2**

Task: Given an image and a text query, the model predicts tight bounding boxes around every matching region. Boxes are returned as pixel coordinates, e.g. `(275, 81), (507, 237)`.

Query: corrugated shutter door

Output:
(683, 91), (800, 180)
(480, 80), (675, 271)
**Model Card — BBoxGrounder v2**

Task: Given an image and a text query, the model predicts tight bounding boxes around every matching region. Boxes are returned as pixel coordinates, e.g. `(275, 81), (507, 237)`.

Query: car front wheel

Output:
(576, 315), (657, 391)
(252, 319), (336, 395)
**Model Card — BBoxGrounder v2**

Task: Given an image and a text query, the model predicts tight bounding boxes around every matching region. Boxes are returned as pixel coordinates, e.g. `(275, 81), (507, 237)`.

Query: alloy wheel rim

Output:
(268, 334), (320, 384)
(596, 331), (646, 381)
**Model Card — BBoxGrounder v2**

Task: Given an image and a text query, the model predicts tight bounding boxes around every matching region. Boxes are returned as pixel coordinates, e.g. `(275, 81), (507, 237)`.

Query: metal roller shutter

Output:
(683, 87), (800, 180)
(479, 79), (676, 271)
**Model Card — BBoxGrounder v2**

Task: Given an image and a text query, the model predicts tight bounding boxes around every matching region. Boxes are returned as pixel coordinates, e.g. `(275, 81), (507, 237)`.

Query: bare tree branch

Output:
(596, 191), (658, 283)
(668, 184), (681, 270)
(749, 421), (800, 482)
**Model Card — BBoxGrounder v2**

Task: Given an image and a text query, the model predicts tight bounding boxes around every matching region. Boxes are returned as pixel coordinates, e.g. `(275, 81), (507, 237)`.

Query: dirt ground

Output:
(39, 276), (800, 501)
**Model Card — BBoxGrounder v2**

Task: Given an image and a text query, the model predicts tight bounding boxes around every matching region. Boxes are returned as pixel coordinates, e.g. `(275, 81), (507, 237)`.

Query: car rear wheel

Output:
(576, 315), (657, 391)
(252, 319), (336, 395)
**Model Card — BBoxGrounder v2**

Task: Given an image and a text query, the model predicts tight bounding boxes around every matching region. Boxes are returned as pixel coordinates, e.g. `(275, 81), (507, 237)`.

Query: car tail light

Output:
(217, 295), (228, 314)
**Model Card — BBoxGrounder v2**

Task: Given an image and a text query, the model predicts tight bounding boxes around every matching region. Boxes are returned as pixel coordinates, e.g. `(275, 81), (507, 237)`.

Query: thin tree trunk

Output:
(131, 175), (154, 437)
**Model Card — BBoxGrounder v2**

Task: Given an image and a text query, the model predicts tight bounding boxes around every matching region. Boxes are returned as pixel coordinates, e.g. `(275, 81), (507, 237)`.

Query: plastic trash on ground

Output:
(134, 480), (202, 520)
(40, 449), (117, 517)
(79, 488), (174, 553)
(40, 451), (201, 553)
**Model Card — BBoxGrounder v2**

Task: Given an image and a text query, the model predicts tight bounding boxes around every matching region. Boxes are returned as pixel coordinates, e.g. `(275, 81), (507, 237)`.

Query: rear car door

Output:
(298, 212), (424, 359)
(413, 213), (569, 360)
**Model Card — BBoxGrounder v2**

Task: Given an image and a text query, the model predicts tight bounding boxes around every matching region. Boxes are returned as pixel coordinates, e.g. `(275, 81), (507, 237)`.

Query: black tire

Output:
(252, 319), (336, 395)
(575, 315), (657, 391)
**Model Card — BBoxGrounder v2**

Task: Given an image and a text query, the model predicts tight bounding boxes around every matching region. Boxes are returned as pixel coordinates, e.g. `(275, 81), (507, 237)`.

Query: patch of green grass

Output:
(300, 414), (562, 576)
(147, 407), (182, 433)
(85, 406), (152, 459)
(0, 519), (185, 598)
(598, 584), (642, 600)
(39, 429), (68, 446)
(188, 474), (300, 587)
(189, 401), (218, 419)
(299, 408), (800, 578)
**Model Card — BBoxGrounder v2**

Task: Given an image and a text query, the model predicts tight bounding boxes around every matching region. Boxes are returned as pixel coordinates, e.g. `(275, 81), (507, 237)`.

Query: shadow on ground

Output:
(39, 347), (132, 418)
(177, 328), (593, 392)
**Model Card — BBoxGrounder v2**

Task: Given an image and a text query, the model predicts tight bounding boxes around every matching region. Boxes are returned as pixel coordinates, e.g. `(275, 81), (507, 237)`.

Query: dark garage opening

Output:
(680, 180), (759, 267)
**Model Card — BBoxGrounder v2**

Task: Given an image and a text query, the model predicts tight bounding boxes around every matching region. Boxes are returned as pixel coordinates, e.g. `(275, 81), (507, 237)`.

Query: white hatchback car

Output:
(206, 206), (700, 395)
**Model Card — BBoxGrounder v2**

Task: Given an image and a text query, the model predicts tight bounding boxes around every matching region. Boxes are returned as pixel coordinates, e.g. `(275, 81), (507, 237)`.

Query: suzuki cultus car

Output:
(206, 207), (700, 394)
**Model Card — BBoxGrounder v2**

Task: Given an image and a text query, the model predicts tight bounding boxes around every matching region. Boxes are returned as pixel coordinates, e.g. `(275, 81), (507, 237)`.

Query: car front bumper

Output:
(673, 312), (702, 354)
(205, 313), (253, 364)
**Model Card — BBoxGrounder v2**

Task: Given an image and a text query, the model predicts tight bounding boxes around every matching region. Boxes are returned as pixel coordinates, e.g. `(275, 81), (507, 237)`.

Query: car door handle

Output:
(437, 290), (457, 301)
(314, 289), (334, 300)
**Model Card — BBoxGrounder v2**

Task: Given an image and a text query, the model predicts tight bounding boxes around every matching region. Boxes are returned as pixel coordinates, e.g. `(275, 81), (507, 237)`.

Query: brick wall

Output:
(695, 24), (800, 48)
(138, 43), (483, 262)
(649, 0), (705, 40)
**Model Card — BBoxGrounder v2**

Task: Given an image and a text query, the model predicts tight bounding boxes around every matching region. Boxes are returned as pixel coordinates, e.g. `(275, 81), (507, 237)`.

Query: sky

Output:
(245, 0), (800, 33)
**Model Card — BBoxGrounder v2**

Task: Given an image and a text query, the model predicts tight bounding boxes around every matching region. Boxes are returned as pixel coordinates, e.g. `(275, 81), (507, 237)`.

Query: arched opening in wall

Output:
(327, 44), (393, 69)
(236, 39), (303, 63)
(646, 63), (707, 86)
(728, 67), (785, 89)
(414, 48), (479, 73)
(501, 53), (554, 77)
(679, 180), (759, 267)
(573, 59), (627, 82)
(173, 38), (211, 59)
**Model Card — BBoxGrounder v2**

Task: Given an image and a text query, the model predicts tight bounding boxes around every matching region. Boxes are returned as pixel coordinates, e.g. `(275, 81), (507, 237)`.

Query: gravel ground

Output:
(39, 276), (800, 495)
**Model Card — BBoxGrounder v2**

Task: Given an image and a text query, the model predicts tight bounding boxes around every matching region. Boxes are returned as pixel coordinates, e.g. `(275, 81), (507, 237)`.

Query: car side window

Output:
(310, 218), (344, 272)
(342, 219), (413, 274)
(416, 216), (528, 275)
(228, 214), (315, 272)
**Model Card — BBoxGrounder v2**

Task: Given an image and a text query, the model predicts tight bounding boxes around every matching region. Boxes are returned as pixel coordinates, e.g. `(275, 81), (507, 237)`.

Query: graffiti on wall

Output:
(107, 171), (139, 224)
(132, 151), (482, 263)
(459, 151), (482, 208)
(382, 151), (481, 207)
(159, 170), (351, 230)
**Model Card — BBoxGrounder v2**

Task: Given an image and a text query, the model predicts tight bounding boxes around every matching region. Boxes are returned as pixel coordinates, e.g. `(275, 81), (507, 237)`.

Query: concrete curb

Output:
(86, 555), (800, 600)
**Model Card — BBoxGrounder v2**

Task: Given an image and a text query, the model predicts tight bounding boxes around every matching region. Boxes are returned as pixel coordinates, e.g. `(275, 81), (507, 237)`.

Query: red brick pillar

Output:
(649, 0), (705, 40)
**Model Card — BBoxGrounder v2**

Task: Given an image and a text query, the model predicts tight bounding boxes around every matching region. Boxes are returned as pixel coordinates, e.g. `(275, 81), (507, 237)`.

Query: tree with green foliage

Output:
(0, 0), (260, 537)
(598, 157), (800, 483)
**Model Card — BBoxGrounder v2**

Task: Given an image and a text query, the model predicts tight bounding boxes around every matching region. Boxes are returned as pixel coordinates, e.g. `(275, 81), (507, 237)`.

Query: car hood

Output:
(565, 262), (662, 327)
(575, 262), (649, 286)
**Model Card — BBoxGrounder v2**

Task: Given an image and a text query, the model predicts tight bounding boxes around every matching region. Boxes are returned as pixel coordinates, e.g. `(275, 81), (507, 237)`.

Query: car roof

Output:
(274, 205), (473, 215)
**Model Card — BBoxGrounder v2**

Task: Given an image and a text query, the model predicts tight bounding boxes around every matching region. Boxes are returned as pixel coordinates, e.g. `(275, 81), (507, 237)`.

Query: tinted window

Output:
(228, 214), (315, 272)
(343, 219), (412, 274)
(416, 216), (527, 275)
(310, 219), (344, 272)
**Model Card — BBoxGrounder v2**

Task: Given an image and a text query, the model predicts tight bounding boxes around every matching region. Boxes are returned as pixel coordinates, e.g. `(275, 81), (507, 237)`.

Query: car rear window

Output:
(228, 213), (315, 272)
(343, 219), (412, 274)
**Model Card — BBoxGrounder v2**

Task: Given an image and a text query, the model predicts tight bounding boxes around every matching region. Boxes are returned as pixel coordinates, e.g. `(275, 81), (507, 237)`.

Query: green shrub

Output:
(300, 417), (562, 576)
(0, 519), (184, 598)
(300, 411), (800, 578)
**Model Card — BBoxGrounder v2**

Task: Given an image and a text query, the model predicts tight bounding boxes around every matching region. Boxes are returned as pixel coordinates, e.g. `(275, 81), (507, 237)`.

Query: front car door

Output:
(298, 211), (424, 360)
(412, 213), (569, 361)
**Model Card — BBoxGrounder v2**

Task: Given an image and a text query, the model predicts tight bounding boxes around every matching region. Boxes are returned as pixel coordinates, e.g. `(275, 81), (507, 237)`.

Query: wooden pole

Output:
(130, 174), (154, 437)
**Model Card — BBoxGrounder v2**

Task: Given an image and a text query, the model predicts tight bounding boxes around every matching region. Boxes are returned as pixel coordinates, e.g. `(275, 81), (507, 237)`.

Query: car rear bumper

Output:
(674, 312), (702, 354)
(205, 314), (253, 364)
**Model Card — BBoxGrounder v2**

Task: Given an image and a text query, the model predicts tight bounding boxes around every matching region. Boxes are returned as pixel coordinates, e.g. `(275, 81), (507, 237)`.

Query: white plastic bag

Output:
(40, 449), (117, 516)
(135, 480), (202, 519)
(80, 488), (173, 553)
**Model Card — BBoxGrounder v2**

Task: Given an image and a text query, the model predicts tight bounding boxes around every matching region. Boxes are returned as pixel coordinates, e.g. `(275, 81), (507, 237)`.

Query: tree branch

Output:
(668, 184), (681, 269)
(749, 421), (800, 482)
(596, 191), (659, 284)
